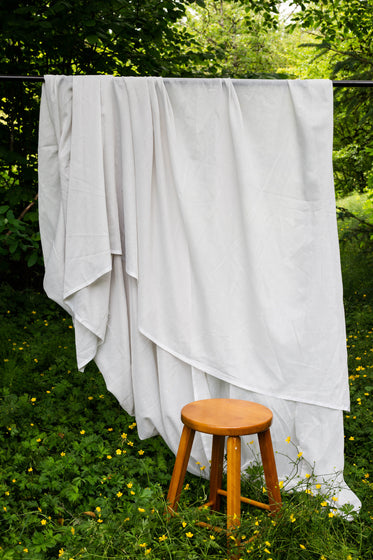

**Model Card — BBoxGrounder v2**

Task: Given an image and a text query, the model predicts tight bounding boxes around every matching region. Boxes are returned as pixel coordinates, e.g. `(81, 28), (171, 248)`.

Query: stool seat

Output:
(181, 398), (273, 436)
(167, 398), (282, 532)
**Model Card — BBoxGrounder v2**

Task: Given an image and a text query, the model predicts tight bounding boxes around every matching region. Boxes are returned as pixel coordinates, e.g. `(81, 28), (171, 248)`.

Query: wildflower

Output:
(97, 519), (103, 523)
(290, 513), (296, 523)
(28, 468), (33, 472)
(107, 427), (113, 431)
(117, 491), (123, 498)
(279, 480), (284, 489)
(265, 541), (271, 547)
(88, 396), (93, 400)
(130, 491), (135, 495)
(106, 455), (112, 460)
(23, 549), (28, 553)
(138, 450), (145, 455)
(30, 398), (36, 402)
(60, 452), (66, 456)
(305, 473), (311, 479)
(316, 484), (321, 489)
(58, 550), (64, 557)
(332, 496), (338, 502)
(138, 508), (145, 512)
(328, 512), (335, 518)
(249, 440), (254, 444)
(3, 507), (7, 512)
(41, 519), (47, 525)
(96, 507), (101, 512)
(80, 430), (85, 435)
(121, 433), (127, 439)
(71, 527), (75, 535)
(320, 501), (327, 507)
(127, 441), (134, 447)
(182, 521), (187, 528)
(210, 535), (215, 540)
(158, 534), (168, 542)
(285, 436), (291, 443)
(116, 449), (122, 455)
(297, 451), (303, 458)
(264, 548), (271, 554)
(300, 544), (306, 549)
(186, 532), (193, 538)
(127, 482), (133, 488)
(184, 483), (190, 490)
(200, 465), (206, 471)
(129, 422), (137, 429)
(139, 543), (147, 548)
(349, 437), (354, 441)
(145, 549), (151, 556)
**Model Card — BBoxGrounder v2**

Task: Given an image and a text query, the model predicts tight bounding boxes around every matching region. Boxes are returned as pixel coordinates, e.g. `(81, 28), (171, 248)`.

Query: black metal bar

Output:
(333, 80), (373, 87)
(0, 75), (45, 82)
(0, 75), (373, 87)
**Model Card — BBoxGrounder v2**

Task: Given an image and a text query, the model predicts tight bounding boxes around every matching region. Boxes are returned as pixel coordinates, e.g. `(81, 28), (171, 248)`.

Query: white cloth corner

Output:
(38, 75), (360, 513)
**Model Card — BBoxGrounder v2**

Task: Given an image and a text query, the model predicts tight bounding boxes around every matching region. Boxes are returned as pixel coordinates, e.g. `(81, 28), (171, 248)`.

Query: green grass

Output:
(0, 195), (372, 559)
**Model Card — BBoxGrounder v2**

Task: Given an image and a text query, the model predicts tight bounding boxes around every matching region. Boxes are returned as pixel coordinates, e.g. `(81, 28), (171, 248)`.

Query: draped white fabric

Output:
(38, 75), (360, 513)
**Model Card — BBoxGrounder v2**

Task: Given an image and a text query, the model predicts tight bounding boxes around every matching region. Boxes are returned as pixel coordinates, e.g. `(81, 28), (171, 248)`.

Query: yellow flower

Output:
(305, 473), (311, 479)
(145, 549), (151, 556)
(209, 535), (215, 540)
(60, 452), (66, 456)
(117, 492), (123, 498)
(316, 484), (321, 489)
(96, 507), (101, 512)
(88, 396), (93, 400)
(138, 508), (145, 513)
(328, 512), (335, 518)
(80, 430), (85, 435)
(300, 544), (306, 549)
(290, 513), (296, 523)
(182, 521), (187, 528)
(97, 519), (103, 523)
(116, 449), (122, 455)
(285, 436), (291, 443)
(106, 455), (112, 460)
(127, 482), (133, 488)
(41, 519), (47, 525)
(28, 468), (33, 472)
(184, 483), (190, 490)
(186, 532), (193, 538)
(121, 433), (127, 439)
(138, 450), (145, 455)
(297, 451), (303, 458)
(30, 398), (36, 402)
(158, 534), (168, 541)
(58, 550), (64, 557)
(23, 549), (28, 553)
(321, 501), (328, 507)
(139, 543), (147, 548)
(71, 527), (75, 535)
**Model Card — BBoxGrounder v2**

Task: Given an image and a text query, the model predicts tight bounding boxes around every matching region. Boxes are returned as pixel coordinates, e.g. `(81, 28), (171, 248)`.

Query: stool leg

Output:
(167, 425), (195, 514)
(258, 429), (282, 514)
(209, 435), (225, 511)
(226, 436), (241, 529)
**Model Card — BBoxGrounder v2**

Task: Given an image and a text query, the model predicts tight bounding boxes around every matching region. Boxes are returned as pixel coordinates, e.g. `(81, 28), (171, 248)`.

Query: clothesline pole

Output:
(0, 75), (373, 87)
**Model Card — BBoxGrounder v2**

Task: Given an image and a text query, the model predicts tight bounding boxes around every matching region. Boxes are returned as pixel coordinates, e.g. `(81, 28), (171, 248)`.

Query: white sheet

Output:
(38, 75), (360, 513)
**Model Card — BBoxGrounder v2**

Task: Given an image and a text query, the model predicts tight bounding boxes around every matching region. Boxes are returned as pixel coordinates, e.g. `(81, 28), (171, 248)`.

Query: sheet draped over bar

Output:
(38, 76), (360, 513)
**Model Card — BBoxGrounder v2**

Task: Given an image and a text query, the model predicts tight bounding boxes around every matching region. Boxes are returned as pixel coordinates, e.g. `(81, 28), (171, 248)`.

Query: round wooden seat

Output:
(167, 398), (281, 531)
(181, 398), (273, 436)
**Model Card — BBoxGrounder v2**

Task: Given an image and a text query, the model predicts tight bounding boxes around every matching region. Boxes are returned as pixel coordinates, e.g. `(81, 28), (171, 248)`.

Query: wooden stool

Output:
(167, 398), (282, 529)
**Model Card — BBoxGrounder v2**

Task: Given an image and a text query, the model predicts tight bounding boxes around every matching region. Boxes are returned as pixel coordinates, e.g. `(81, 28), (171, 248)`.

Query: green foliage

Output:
(176, 0), (287, 78)
(0, 0), (204, 287)
(0, 253), (373, 559)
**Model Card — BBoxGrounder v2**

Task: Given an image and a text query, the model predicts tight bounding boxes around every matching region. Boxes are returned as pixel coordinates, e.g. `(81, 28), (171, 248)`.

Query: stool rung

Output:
(217, 489), (270, 511)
